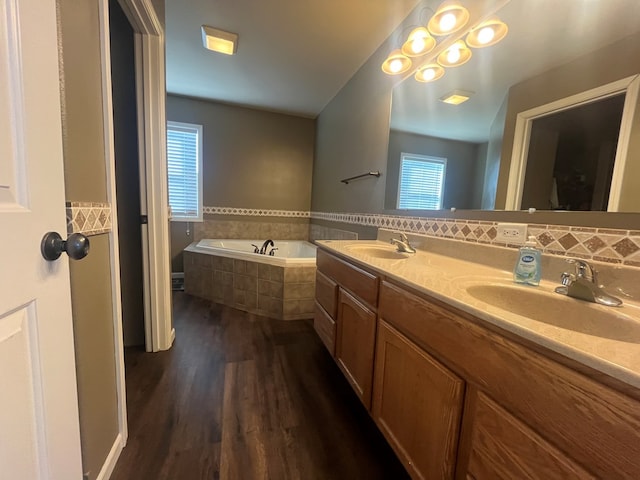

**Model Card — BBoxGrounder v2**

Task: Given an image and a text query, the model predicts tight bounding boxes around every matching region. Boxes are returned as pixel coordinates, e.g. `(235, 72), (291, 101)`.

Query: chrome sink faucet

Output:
(390, 232), (416, 254)
(554, 258), (622, 307)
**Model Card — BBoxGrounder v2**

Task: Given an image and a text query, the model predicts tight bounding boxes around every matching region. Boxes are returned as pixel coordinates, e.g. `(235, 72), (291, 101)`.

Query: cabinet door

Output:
(372, 320), (464, 480)
(459, 389), (595, 480)
(335, 288), (377, 409)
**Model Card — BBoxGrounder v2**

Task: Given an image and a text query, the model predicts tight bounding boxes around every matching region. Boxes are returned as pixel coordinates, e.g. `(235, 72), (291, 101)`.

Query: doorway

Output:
(109, 0), (146, 347)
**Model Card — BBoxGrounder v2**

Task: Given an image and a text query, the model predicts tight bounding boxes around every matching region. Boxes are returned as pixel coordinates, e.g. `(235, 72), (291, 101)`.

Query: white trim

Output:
(98, 0), (128, 449)
(608, 76), (640, 211)
(121, 0), (173, 352)
(506, 75), (639, 211)
(95, 433), (124, 480)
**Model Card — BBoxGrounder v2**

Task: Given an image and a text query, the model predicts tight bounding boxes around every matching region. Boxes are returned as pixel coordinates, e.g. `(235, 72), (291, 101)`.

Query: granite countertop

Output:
(316, 239), (640, 390)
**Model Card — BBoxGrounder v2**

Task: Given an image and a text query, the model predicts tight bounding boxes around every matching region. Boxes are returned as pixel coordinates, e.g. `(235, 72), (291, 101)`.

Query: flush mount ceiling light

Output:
(466, 17), (508, 48)
(437, 40), (472, 67)
(440, 90), (474, 105)
(427, 1), (470, 36)
(381, 49), (412, 75)
(401, 27), (436, 57)
(415, 64), (445, 82)
(201, 25), (238, 55)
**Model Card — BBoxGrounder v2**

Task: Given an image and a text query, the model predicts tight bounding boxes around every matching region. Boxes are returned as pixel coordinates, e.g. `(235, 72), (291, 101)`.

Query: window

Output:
(167, 121), (203, 221)
(397, 153), (446, 210)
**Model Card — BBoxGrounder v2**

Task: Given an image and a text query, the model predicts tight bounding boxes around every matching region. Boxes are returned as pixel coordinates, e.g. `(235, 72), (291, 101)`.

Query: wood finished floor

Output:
(111, 292), (409, 479)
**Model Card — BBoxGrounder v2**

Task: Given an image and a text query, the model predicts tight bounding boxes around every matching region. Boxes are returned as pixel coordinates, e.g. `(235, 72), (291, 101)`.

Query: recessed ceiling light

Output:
(201, 25), (238, 55)
(440, 90), (474, 105)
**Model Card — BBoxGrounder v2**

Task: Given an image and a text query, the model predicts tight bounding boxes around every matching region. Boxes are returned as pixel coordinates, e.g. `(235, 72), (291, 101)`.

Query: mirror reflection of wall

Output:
(521, 94), (625, 211)
(385, 0), (640, 212)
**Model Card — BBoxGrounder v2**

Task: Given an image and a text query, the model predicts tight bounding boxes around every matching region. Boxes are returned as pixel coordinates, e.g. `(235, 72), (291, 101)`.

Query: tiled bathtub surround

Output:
(194, 218), (310, 242)
(183, 250), (316, 320)
(309, 223), (359, 242)
(311, 212), (640, 268)
(66, 201), (112, 236)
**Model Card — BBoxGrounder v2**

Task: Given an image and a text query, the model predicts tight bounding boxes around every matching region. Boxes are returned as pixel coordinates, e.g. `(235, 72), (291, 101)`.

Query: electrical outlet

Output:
(496, 223), (528, 244)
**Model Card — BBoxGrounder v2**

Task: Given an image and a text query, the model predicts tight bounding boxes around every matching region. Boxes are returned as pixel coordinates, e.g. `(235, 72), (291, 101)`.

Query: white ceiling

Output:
(165, 0), (420, 117)
(390, 0), (640, 143)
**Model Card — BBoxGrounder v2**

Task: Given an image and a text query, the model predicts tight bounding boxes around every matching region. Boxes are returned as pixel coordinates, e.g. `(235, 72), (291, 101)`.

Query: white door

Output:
(0, 0), (83, 478)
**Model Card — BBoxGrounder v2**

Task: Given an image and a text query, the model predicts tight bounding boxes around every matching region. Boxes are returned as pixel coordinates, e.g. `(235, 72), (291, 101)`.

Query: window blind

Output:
(397, 154), (446, 210)
(167, 122), (202, 221)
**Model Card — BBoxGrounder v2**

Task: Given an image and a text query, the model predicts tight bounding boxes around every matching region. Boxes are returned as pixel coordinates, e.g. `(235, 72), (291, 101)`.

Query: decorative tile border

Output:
(310, 211), (640, 268)
(190, 207), (640, 267)
(66, 202), (112, 236)
(204, 206), (309, 218)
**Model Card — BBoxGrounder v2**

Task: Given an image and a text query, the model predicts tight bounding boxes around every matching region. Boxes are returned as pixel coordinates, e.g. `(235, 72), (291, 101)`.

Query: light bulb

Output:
(412, 37), (426, 54)
(389, 59), (403, 73)
(439, 12), (457, 32)
(477, 26), (495, 44)
(424, 68), (436, 81)
(447, 45), (461, 64)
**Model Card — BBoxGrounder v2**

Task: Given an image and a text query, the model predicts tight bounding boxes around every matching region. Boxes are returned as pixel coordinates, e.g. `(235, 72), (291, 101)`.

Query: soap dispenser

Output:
(513, 236), (541, 286)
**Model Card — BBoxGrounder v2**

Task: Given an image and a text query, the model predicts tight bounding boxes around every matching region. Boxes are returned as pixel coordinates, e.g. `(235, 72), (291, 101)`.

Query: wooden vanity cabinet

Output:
(335, 289), (377, 409)
(316, 249), (379, 408)
(314, 249), (640, 479)
(379, 279), (640, 480)
(372, 320), (464, 480)
(313, 271), (338, 354)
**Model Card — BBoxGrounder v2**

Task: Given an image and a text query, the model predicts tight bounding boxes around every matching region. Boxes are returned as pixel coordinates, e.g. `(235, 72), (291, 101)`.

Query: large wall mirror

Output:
(385, 0), (640, 213)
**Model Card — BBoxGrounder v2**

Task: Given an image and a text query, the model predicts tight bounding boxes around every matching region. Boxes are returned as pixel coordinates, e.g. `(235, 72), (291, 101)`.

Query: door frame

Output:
(96, 0), (173, 473)
(505, 74), (640, 211)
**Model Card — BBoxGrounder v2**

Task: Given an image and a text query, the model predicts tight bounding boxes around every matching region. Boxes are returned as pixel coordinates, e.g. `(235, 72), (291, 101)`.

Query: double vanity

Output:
(313, 234), (640, 479)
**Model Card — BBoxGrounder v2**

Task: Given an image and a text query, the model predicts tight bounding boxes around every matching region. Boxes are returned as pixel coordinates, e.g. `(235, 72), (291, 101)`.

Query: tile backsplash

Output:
(311, 212), (640, 267)
(66, 201), (111, 236)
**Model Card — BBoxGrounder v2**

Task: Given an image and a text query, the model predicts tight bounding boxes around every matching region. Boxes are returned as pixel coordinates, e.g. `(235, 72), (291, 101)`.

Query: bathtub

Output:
(183, 239), (317, 320)
(185, 239), (316, 266)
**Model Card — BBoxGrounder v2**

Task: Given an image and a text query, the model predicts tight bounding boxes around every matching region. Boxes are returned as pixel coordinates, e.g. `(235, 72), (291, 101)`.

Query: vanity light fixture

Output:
(415, 64), (445, 82)
(382, 1), (507, 82)
(382, 49), (412, 75)
(466, 17), (508, 48)
(440, 90), (474, 105)
(437, 40), (472, 67)
(401, 27), (436, 57)
(201, 25), (238, 55)
(427, 1), (470, 36)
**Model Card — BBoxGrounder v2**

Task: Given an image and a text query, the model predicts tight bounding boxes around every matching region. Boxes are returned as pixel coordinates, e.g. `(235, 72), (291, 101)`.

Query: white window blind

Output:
(167, 121), (203, 221)
(397, 153), (446, 210)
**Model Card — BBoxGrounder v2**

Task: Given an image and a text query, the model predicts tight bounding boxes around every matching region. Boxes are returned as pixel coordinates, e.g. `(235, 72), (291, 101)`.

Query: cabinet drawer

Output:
(317, 249), (378, 309)
(313, 302), (336, 355)
(463, 390), (593, 479)
(315, 270), (338, 318)
(380, 280), (640, 479)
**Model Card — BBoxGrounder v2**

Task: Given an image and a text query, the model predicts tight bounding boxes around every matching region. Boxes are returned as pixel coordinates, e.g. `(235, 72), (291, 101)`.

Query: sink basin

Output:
(465, 284), (640, 342)
(345, 244), (411, 260)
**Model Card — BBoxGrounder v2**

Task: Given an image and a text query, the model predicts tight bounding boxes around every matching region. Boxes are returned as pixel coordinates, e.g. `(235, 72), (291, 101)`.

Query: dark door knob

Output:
(41, 232), (90, 261)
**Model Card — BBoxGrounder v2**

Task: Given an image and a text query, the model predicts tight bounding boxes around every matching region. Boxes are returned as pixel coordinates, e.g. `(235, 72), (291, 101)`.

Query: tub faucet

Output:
(251, 244), (260, 254)
(554, 258), (622, 307)
(390, 232), (416, 254)
(259, 239), (274, 255)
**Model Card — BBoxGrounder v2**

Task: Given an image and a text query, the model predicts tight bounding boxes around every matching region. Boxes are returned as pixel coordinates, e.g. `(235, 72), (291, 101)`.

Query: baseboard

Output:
(169, 327), (176, 346)
(95, 433), (123, 480)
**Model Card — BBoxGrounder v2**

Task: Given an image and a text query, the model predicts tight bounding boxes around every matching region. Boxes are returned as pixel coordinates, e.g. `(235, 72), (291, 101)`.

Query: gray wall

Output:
(57, 0), (120, 477)
(167, 95), (316, 271)
(385, 130), (482, 210)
